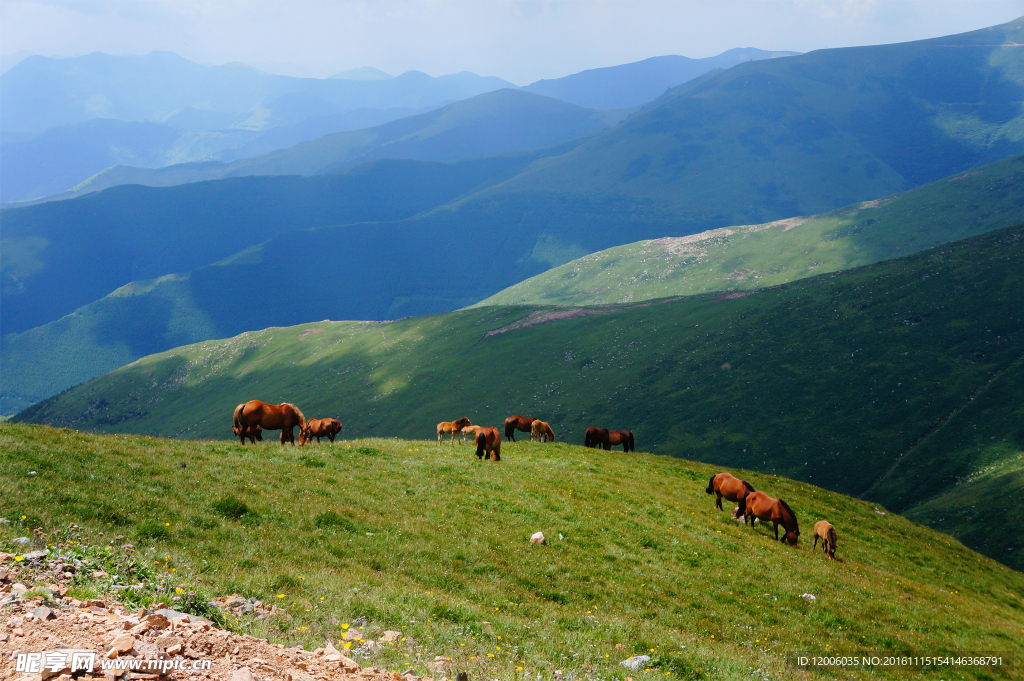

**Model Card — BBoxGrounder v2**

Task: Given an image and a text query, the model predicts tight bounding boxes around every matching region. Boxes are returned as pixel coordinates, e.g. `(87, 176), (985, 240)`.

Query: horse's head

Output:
(298, 426), (311, 446)
(784, 529), (800, 546)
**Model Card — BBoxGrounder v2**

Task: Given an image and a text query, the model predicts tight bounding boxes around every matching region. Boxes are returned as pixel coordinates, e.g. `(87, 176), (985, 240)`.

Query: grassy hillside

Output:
(18, 225), (1024, 570)
(0, 150), (560, 336)
(47, 89), (623, 199)
(523, 48), (799, 110)
(2, 423), (1022, 680)
(478, 154), (1024, 306)
(9, 153), (1023, 416)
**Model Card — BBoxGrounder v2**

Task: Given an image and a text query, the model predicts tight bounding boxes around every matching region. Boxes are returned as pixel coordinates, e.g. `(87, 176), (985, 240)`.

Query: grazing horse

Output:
(813, 521), (838, 560)
(504, 415), (537, 442)
(460, 425), (483, 441)
(744, 491), (800, 545)
(584, 427), (634, 452)
(300, 418), (343, 445)
(705, 472), (755, 518)
(233, 400), (306, 445)
(531, 420), (555, 442)
(437, 416), (472, 445)
(475, 427), (502, 461)
(232, 404), (264, 444)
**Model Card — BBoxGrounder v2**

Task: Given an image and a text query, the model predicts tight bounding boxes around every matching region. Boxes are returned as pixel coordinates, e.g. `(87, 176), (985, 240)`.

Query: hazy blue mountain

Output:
(0, 144), (581, 335)
(0, 119), (257, 203)
(0, 51), (514, 133)
(522, 48), (799, 109)
(331, 66), (394, 80)
(37, 89), (625, 199)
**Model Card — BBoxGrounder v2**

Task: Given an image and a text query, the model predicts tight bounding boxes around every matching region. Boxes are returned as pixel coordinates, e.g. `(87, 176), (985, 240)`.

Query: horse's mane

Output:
(232, 403), (245, 429)
(827, 526), (837, 546)
(282, 403), (306, 428)
(742, 480), (755, 492)
(778, 498), (796, 520)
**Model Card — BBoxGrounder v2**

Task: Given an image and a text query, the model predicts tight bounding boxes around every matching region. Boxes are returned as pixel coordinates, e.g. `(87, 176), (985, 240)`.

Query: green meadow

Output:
(479, 154), (1024, 307)
(2, 423), (1023, 680)
(19, 224), (1024, 572)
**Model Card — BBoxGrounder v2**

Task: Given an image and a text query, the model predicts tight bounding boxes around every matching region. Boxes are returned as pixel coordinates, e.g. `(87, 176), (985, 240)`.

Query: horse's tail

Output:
(283, 403), (306, 429)
(738, 492), (748, 518)
(476, 431), (487, 458)
(584, 430), (592, 447)
(627, 432), (635, 452)
(504, 421), (514, 439)
(233, 403), (246, 431)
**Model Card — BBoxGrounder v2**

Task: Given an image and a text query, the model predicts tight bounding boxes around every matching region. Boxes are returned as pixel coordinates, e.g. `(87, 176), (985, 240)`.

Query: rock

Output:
(222, 595), (247, 609)
(166, 642), (183, 655)
(104, 647), (118, 659)
(110, 633), (135, 653)
(0, 552), (12, 562)
(554, 672), (563, 678)
(143, 613), (170, 629)
(351, 615), (369, 626)
(801, 593), (817, 601)
(620, 655), (651, 672)
(530, 531), (546, 545)
(0, 595), (18, 607)
(33, 606), (56, 621)
(155, 633), (183, 651)
(12, 583), (29, 593)
(344, 629), (363, 641)
(91, 571), (109, 579)
(24, 550), (49, 560)
(87, 600), (107, 608)
(380, 630), (401, 643)
(230, 669), (257, 681)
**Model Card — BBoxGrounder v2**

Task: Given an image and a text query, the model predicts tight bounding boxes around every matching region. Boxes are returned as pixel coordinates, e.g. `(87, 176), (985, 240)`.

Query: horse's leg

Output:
(813, 534), (819, 550)
(715, 492), (723, 510)
(772, 521), (779, 540)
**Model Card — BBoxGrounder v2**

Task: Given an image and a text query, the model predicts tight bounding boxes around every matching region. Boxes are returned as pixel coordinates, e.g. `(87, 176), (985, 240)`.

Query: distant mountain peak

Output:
(330, 66), (393, 80)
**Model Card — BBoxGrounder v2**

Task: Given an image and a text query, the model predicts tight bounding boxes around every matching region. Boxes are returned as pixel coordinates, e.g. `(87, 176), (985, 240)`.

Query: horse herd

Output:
(229, 401), (834, 558)
(707, 471), (838, 559)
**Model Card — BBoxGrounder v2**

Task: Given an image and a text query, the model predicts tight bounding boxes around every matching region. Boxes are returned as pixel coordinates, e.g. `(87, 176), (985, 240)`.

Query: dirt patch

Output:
(483, 298), (685, 337)
(297, 329), (323, 339)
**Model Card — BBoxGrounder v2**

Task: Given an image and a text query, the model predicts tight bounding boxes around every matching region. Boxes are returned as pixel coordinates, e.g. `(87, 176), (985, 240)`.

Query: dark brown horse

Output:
(504, 415), (537, 442)
(583, 427), (634, 452)
(300, 418), (343, 445)
(233, 400), (306, 445)
(813, 521), (838, 560)
(475, 426), (502, 461)
(437, 416), (472, 445)
(706, 472), (755, 518)
(744, 491), (800, 546)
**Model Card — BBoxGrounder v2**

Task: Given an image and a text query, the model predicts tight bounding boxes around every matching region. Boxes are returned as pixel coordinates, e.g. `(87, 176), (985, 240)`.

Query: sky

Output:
(2, 0), (1022, 84)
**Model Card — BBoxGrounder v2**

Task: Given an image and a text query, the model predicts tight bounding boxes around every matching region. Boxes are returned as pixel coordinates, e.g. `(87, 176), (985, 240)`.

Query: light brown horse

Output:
(531, 420), (555, 442)
(437, 416), (471, 445)
(475, 427), (502, 461)
(232, 404), (264, 444)
(584, 427), (634, 452)
(460, 425), (483, 441)
(744, 491), (800, 545)
(705, 472), (755, 518)
(233, 400), (307, 445)
(813, 521), (838, 560)
(504, 415), (537, 442)
(300, 418), (343, 445)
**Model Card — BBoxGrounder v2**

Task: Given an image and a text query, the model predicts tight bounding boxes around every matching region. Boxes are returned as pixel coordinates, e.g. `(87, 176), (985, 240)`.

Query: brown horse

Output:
(504, 415), (537, 442)
(531, 420), (555, 442)
(583, 427), (634, 452)
(233, 400), (306, 445)
(744, 491), (800, 545)
(460, 425), (483, 441)
(475, 427), (502, 461)
(705, 472), (755, 518)
(300, 418), (343, 445)
(232, 404), (264, 444)
(437, 416), (471, 445)
(813, 521), (838, 560)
